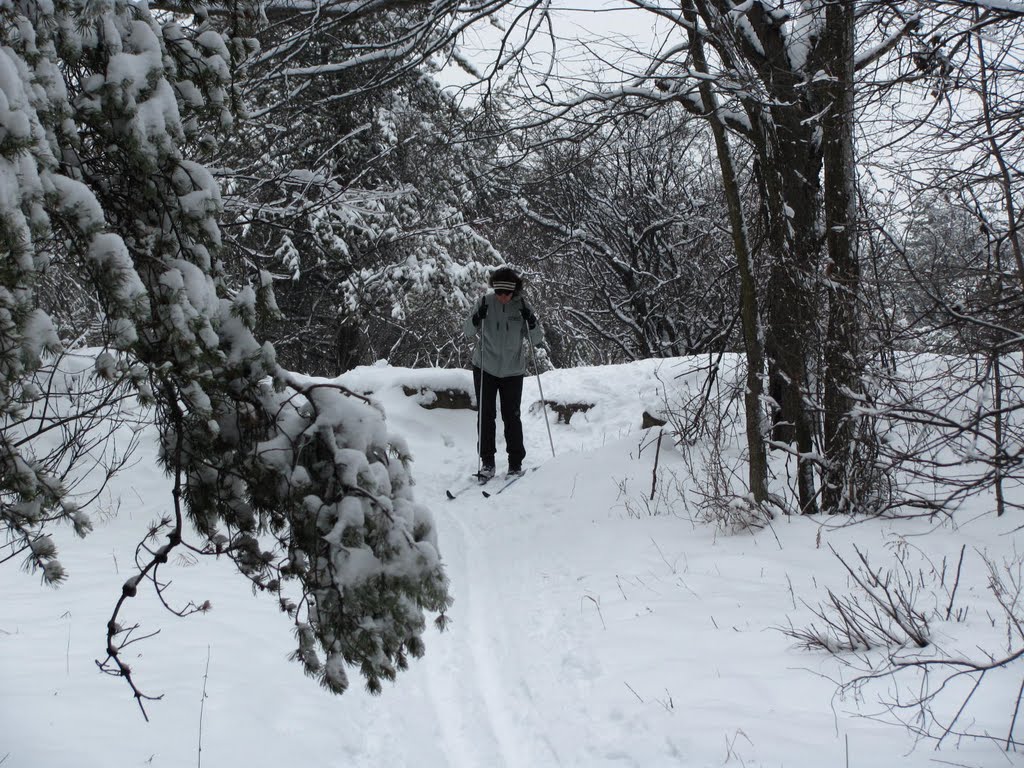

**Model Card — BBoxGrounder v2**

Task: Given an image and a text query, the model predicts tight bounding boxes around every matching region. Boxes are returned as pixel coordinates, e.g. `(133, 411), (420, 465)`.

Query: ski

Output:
(446, 473), (493, 500)
(482, 467), (537, 498)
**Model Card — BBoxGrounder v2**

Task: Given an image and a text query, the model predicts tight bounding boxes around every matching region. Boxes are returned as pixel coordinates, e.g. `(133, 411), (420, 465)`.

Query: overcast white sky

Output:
(436, 1), (673, 101)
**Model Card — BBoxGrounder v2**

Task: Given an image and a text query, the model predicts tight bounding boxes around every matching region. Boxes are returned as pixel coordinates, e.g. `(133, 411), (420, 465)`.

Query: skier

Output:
(464, 266), (543, 480)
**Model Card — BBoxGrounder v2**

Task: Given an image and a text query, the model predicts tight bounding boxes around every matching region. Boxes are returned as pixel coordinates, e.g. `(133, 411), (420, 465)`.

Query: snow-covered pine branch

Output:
(1, 0), (451, 711)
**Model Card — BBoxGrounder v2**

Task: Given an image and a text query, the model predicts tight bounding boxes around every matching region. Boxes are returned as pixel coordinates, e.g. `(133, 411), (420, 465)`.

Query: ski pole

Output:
(528, 333), (556, 458)
(475, 306), (486, 475)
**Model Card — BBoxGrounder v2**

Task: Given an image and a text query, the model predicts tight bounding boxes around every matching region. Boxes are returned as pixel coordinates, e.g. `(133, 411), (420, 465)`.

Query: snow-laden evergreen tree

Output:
(0, 0), (449, 706)
(217, 9), (502, 374)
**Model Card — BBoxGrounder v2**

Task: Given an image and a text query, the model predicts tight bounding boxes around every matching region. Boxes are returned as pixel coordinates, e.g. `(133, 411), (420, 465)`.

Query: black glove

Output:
(520, 303), (537, 330)
(471, 298), (488, 327)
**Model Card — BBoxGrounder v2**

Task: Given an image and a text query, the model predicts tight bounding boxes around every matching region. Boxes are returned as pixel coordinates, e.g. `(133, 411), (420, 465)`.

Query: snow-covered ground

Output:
(2, 357), (1020, 767)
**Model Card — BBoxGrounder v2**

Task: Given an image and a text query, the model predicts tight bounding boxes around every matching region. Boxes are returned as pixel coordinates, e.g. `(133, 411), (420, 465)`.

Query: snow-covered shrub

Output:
(663, 358), (774, 530)
(782, 543), (933, 653)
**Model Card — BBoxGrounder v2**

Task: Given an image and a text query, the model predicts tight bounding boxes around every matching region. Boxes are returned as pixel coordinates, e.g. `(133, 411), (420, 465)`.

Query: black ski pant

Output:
(473, 367), (525, 468)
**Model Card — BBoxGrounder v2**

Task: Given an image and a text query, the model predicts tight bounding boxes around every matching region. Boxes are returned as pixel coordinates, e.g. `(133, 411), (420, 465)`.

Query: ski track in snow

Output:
(431, 456), (669, 768)
(419, 449), (564, 768)
(421, 466), (525, 767)
(420, 410), (626, 767)
(422, 487), (506, 765)
(453, 506), (528, 766)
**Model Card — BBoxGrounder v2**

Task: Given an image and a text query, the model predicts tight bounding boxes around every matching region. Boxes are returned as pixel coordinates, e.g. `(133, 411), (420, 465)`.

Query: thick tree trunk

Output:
(684, 0), (880, 514)
(820, 0), (862, 514)
(756, 112), (822, 515)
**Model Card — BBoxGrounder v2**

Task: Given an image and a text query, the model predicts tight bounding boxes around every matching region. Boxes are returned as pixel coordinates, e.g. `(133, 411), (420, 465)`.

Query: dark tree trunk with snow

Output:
(756, 119), (822, 514)
(819, 0), (863, 514)
(727, 1), (824, 513)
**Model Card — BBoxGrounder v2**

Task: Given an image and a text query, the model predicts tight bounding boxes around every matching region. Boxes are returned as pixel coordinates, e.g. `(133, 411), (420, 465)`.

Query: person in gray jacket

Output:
(464, 266), (543, 479)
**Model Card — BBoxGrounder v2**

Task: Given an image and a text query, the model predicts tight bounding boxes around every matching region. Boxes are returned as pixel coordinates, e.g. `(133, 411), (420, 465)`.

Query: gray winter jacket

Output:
(463, 293), (543, 378)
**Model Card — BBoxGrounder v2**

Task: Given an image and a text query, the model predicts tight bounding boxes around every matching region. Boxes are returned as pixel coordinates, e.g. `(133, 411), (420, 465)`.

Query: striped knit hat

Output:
(489, 266), (522, 296)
